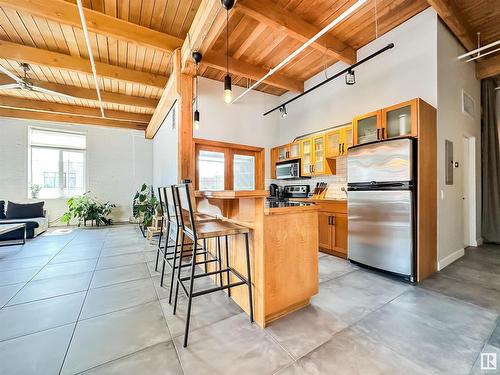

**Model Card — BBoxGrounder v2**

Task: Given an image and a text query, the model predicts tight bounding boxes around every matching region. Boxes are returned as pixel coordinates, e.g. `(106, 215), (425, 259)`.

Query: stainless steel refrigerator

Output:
(347, 138), (415, 281)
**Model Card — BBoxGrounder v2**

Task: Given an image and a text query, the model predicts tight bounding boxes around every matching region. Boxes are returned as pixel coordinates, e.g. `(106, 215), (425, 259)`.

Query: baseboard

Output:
(474, 237), (484, 246)
(438, 248), (465, 270)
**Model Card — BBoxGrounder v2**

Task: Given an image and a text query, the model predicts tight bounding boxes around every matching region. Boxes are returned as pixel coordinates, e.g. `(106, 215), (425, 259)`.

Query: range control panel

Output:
(283, 185), (310, 198)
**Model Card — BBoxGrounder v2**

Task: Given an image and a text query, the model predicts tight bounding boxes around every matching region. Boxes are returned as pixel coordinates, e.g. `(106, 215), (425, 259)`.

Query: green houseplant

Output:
(61, 192), (115, 227)
(133, 184), (158, 229)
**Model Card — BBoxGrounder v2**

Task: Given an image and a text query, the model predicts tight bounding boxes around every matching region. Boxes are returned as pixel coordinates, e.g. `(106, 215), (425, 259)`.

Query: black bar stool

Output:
(172, 182), (253, 347)
(159, 186), (218, 303)
(154, 186), (167, 275)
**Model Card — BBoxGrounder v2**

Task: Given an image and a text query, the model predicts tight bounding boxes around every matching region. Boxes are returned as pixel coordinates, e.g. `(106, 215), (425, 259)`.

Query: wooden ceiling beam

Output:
(146, 50), (181, 139)
(180, 0), (228, 75)
(0, 95), (151, 123)
(0, 107), (146, 130)
(476, 54), (500, 80)
(426, 0), (476, 51)
(235, 0), (356, 65)
(0, 0), (183, 53)
(203, 53), (303, 93)
(0, 40), (168, 87)
(0, 75), (159, 109)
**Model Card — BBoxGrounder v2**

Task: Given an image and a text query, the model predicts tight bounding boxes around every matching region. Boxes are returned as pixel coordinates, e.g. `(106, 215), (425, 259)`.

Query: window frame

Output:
(28, 127), (88, 199)
(194, 138), (264, 191)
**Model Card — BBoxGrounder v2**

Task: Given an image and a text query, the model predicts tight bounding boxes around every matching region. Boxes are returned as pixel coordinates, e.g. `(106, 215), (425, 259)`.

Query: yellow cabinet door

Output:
(381, 99), (418, 140)
(326, 130), (342, 158)
(341, 126), (353, 155)
(353, 110), (382, 145)
(300, 138), (312, 176)
(289, 142), (301, 159)
(318, 212), (333, 251)
(278, 144), (290, 160)
(312, 135), (325, 175)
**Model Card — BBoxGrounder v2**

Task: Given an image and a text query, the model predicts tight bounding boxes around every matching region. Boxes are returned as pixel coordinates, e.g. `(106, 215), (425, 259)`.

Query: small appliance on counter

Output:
(269, 183), (280, 198)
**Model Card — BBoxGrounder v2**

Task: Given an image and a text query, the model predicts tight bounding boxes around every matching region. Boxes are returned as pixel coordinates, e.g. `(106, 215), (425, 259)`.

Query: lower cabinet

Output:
(318, 210), (348, 258)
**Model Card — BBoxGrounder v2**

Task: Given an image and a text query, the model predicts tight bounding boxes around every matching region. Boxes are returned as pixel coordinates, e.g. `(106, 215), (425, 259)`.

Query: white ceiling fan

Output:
(0, 63), (77, 101)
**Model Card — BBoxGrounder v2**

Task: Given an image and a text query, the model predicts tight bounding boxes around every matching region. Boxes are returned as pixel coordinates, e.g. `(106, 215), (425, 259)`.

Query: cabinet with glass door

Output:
(300, 138), (313, 176)
(381, 99), (418, 140)
(326, 125), (353, 157)
(353, 110), (381, 146)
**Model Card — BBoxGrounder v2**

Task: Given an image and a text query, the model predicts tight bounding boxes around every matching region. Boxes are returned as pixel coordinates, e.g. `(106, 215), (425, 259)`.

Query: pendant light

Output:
(222, 0), (234, 103)
(192, 51), (202, 130)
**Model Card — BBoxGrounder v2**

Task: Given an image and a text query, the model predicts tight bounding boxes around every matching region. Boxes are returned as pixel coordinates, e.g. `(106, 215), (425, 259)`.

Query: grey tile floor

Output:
(0, 225), (499, 374)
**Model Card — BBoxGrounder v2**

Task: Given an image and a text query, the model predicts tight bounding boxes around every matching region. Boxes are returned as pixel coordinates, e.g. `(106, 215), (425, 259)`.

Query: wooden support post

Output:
(178, 73), (195, 183)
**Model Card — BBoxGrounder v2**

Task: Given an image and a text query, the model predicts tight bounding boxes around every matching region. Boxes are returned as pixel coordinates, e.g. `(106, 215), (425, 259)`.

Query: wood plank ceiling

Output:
(0, 0), (496, 132)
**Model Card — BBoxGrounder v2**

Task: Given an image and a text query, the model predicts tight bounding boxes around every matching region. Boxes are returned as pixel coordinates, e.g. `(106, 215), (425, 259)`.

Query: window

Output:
(198, 150), (225, 191)
(195, 140), (263, 191)
(233, 154), (255, 190)
(29, 128), (86, 199)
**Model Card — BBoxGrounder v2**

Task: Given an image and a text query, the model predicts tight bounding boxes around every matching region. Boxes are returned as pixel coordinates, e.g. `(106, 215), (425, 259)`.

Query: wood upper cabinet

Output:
(289, 142), (301, 159)
(353, 99), (419, 146)
(270, 147), (279, 179)
(381, 99), (418, 140)
(312, 135), (326, 175)
(278, 144), (289, 160)
(300, 138), (313, 176)
(301, 135), (332, 176)
(326, 130), (341, 158)
(353, 110), (382, 146)
(326, 125), (353, 157)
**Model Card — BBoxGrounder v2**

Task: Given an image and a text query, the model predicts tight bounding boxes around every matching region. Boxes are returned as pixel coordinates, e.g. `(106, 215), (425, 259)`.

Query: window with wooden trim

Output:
(194, 139), (264, 191)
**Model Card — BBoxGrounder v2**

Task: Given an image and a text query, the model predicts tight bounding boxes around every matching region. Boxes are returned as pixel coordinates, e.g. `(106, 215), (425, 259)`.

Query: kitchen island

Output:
(195, 190), (319, 328)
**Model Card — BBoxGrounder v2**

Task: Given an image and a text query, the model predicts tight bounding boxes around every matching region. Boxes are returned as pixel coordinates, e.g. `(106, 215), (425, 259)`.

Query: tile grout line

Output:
(58, 229), (109, 375)
(150, 235), (188, 375)
(1, 230), (81, 309)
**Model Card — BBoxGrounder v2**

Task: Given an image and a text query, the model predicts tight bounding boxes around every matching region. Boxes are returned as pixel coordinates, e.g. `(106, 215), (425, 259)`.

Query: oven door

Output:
(276, 162), (299, 179)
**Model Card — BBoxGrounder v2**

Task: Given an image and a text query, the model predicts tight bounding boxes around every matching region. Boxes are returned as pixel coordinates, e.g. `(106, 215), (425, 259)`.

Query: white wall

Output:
(195, 77), (280, 179)
(436, 20), (481, 265)
(276, 8), (438, 144)
(0, 118), (153, 225)
(153, 104), (178, 188)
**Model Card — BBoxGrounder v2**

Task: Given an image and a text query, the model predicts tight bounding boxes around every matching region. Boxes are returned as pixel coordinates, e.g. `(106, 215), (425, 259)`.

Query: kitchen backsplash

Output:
(266, 156), (348, 200)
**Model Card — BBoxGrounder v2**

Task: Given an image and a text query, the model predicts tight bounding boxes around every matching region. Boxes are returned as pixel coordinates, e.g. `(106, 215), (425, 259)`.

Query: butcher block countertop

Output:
(195, 190), (268, 199)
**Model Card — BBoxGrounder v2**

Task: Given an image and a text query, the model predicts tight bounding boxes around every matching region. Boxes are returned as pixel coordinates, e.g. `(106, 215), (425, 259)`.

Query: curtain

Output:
(481, 78), (500, 243)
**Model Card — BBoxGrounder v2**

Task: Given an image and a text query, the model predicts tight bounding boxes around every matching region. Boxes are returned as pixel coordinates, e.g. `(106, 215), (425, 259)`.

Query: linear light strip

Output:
(231, 0), (367, 104)
(76, 0), (106, 118)
(458, 39), (500, 60)
(465, 46), (500, 62)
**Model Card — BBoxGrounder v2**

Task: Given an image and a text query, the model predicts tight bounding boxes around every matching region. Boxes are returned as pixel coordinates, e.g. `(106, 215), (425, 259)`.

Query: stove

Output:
(265, 201), (313, 208)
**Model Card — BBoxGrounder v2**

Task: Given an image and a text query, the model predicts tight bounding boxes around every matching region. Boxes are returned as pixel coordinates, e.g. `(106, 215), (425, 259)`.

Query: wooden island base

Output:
(195, 190), (319, 328)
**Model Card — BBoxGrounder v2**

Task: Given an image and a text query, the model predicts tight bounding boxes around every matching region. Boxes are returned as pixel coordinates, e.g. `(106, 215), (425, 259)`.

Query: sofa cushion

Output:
(0, 219), (40, 231)
(0, 200), (5, 219)
(6, 201), (44, 219)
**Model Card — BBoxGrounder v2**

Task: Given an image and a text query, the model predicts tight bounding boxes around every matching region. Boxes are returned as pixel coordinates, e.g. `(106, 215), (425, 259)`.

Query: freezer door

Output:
(348, 190), (414, 277)
(347, 138), (413, 184)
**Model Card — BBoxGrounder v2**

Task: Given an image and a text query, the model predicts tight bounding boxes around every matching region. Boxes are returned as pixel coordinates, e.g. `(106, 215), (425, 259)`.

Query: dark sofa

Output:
(0, 201), (48, 241)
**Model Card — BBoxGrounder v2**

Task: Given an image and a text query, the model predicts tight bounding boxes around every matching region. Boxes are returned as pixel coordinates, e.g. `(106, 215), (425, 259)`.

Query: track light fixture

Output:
(192, 51), (202, 130)
(279, 105), (287, 118)
(345, 69), (356, 85)
(222, 0), (233, 104)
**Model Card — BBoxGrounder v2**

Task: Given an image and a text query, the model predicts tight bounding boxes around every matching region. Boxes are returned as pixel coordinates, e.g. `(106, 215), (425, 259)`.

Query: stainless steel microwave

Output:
(276, 160), (300, 179)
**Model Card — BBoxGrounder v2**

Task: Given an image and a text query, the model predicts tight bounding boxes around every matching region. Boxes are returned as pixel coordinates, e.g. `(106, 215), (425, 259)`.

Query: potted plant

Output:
(30, 184), (41, 199)
(61, 192), (115, 227)
(133, 184), (158, 236)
